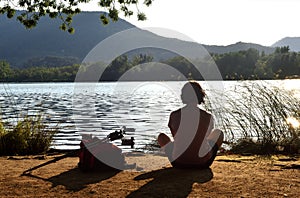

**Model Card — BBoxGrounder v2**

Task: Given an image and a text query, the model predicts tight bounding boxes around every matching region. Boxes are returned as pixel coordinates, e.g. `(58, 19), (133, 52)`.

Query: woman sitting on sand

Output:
(158, 81), (223, 168)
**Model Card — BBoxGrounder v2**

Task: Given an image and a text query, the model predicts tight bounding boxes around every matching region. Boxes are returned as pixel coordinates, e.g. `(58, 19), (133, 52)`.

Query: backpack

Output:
(78, 136), (125, 172)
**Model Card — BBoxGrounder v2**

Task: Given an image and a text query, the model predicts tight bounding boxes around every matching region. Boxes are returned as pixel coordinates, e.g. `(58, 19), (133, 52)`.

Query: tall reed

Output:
(207, 81), (300, 154)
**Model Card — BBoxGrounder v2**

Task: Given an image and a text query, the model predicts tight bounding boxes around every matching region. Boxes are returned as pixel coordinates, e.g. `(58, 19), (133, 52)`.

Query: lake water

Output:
(0, 80), (299, 151)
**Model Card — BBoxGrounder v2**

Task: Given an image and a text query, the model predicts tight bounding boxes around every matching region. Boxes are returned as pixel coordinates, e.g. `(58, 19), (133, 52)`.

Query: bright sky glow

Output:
(81, 0), (300, 46)
(286, 117), (300, 129)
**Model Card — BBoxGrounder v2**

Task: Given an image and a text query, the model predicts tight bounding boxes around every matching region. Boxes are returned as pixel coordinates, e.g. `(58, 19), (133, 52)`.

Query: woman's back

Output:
(169, 106), (214, 165)
(157, 81), (223, 168)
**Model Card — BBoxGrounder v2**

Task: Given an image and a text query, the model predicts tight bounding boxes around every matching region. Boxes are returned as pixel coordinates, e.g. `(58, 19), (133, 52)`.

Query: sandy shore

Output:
(0, 153), (299, 197)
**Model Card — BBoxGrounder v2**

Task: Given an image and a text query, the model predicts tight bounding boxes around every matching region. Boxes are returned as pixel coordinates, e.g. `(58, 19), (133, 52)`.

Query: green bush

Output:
(0, 116), (58, 156)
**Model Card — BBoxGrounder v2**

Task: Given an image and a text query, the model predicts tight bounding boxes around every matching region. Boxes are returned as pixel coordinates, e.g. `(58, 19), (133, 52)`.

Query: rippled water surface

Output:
(0, 80), (299, 151)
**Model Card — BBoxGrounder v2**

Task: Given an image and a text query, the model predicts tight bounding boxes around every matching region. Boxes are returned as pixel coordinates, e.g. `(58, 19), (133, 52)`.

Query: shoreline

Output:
(1, 78), (300, 83)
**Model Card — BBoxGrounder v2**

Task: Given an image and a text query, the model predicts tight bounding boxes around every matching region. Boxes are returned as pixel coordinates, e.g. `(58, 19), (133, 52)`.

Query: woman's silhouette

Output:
(158, 81), (223, 168)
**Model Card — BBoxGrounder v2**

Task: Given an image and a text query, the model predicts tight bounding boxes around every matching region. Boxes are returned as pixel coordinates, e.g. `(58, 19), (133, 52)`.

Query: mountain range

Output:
(0, 11), (297, 67)
(272, 37), (300, 52)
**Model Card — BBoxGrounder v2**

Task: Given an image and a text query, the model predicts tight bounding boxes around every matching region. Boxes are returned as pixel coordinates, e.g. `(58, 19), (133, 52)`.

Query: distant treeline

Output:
(213, 46), (300, 79)
(0, 46), (299, 82)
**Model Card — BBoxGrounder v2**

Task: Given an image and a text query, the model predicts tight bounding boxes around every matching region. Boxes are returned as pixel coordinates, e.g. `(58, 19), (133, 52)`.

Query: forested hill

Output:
(1, 11), (276, 68)
(205, 42), (275, 55)
(272, 37), (300, 52)
(0, 11), (135, 67)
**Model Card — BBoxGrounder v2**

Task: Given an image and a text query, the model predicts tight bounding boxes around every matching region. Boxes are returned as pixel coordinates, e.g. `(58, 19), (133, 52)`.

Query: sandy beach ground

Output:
(0, 153), (299, 197)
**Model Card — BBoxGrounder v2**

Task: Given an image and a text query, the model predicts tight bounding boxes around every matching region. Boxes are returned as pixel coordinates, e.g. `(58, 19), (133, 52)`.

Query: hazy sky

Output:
(80, 0), (300, 46)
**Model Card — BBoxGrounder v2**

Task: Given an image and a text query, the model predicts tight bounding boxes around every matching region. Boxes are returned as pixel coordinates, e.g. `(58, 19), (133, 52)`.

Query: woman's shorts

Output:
(164, 142), (219, 169)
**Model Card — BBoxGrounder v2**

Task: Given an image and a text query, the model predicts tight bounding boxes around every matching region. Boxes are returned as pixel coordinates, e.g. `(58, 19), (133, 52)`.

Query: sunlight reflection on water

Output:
(0, 79), (299, 150)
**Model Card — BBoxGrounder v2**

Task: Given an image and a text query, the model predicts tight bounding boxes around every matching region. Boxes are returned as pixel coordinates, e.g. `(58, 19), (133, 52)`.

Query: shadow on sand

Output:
(48, 168), (121, 191)
(23, 167), (120, 192)
(127, 167), (213, 197)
